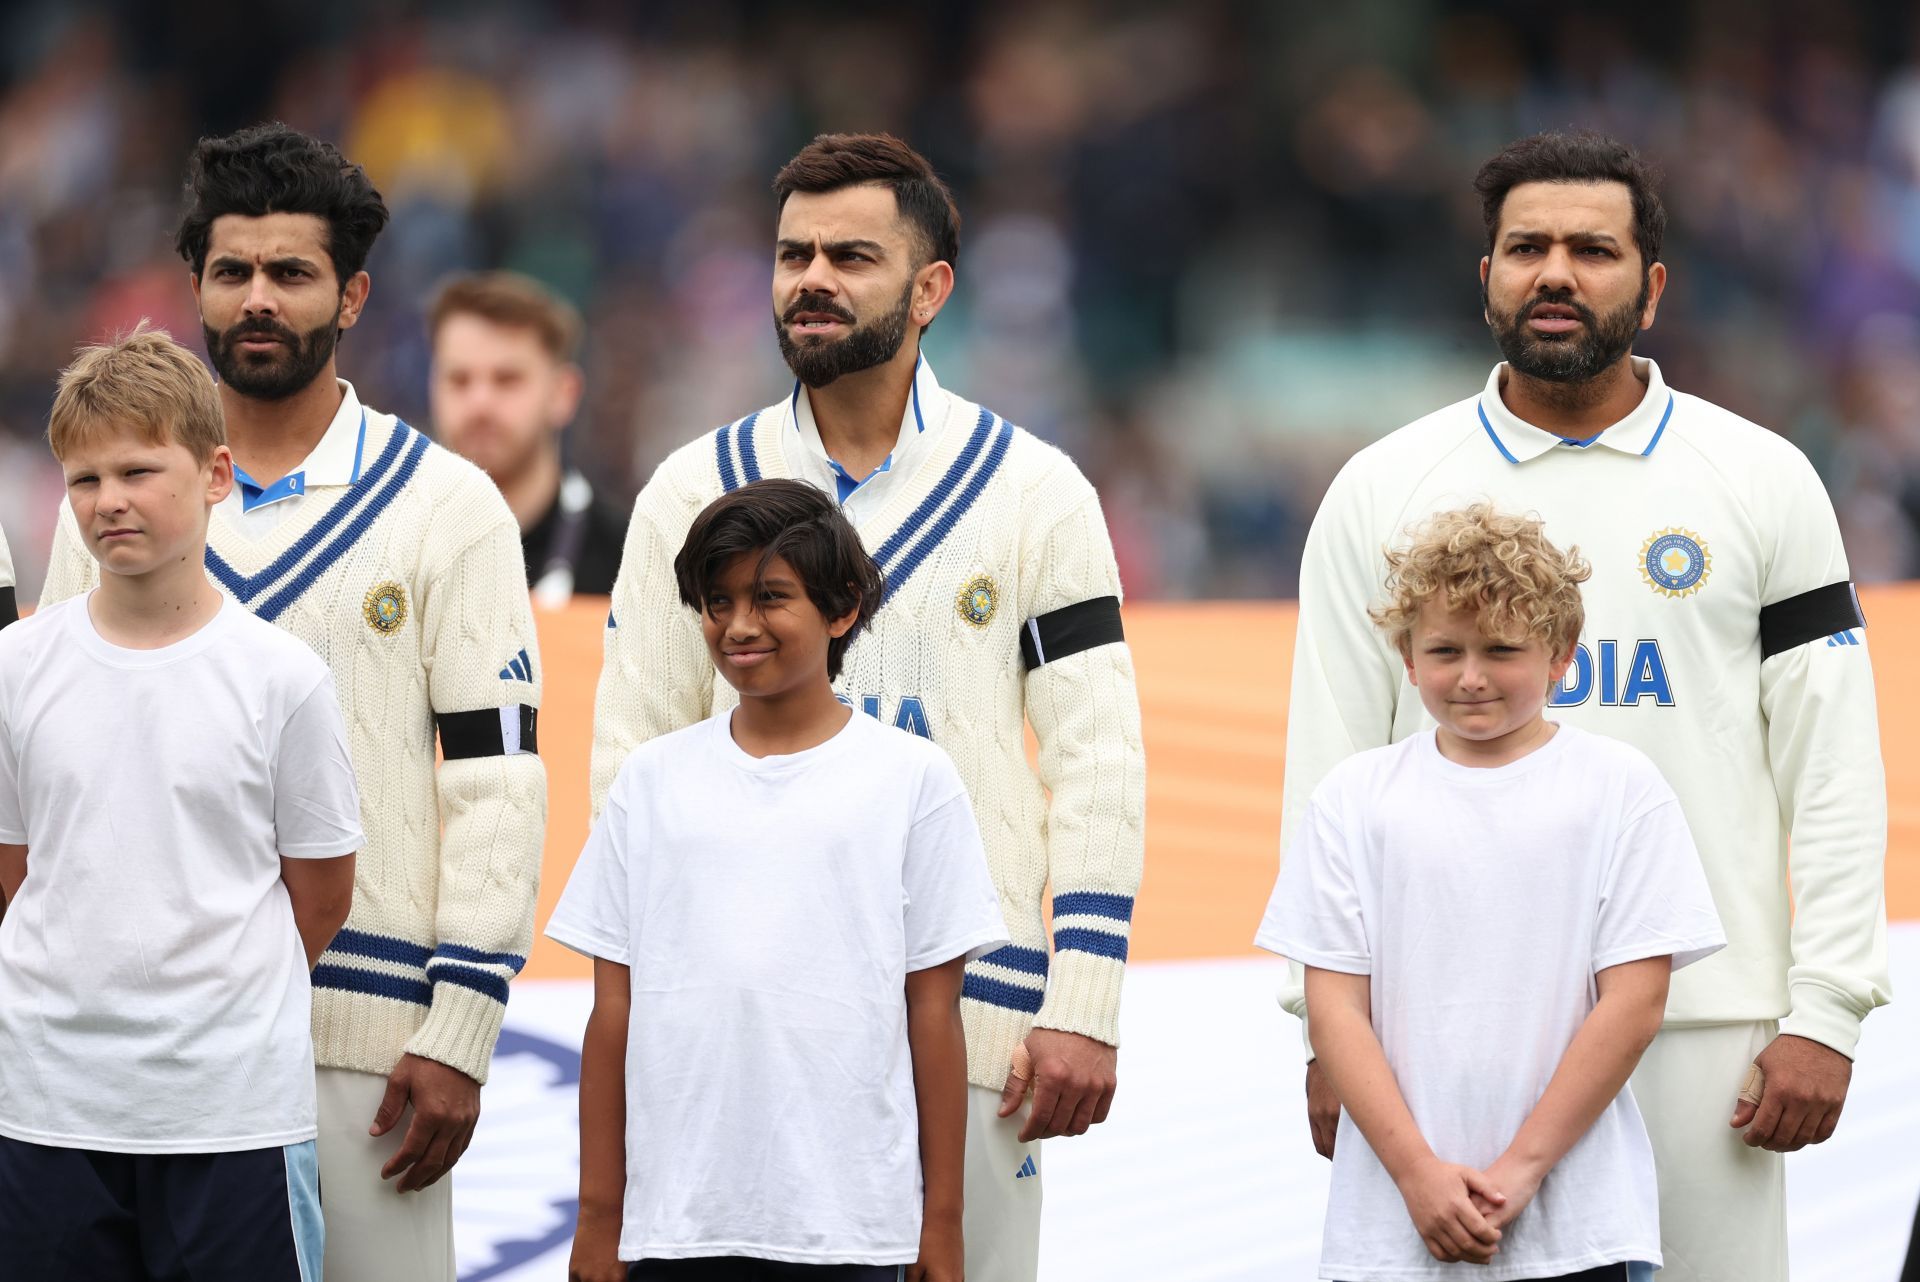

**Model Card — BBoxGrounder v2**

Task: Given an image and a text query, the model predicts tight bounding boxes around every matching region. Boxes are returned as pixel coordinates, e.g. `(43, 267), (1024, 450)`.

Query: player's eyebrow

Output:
(776, 238), (888, 258)
(1501, 229), (1623, 250)
(207, 253), (325, 274)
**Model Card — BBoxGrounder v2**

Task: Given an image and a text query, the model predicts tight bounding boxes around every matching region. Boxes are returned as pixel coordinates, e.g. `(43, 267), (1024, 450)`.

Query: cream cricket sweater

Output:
(591, 360), (1147, 1089)
(42, 389), (547, 1084)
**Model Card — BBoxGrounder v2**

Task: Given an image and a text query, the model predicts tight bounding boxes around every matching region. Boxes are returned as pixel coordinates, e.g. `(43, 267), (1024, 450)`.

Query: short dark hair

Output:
(429, 271), (583, 362)
(175, 122), (390, 284)
(774, 133), (960, 269)
(674, 479), (885, 682)
(1473, 131), (1666, 269)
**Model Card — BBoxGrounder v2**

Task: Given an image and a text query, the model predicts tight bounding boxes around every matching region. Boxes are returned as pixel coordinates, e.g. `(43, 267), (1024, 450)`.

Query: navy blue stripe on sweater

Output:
(254, 432), (430, 624)
(715, 421), (738, 491)
(205, 423), (410, 602)
(312, 964), (432, 1007)
(736, 411), (762, 482)
(882, 417), (1013, 604)
(870, 409), (994, 568)
(962, 972), (1045, 1015)
(327, 928), (433, 969)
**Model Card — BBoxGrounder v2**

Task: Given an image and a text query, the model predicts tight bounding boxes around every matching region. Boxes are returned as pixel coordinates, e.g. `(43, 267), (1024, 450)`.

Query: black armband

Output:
(437, 706), (539, 759)
(1019, 595), (1125, 671)
(0, 587), (15, 629)
(1758, 581), (1865, 660)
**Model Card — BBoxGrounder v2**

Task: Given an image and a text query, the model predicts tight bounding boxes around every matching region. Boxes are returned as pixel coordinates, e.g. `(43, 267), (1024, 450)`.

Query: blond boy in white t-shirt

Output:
(1257, 504), (1725, 1282)
(0, 326), (362, 1280)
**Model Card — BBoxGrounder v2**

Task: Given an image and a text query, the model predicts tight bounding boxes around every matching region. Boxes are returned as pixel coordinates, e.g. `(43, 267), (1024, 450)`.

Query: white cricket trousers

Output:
(315, 1066), (456, 1282)
(962, 1084), (1043, 1282)
(1631, 1021), (1787, 1282)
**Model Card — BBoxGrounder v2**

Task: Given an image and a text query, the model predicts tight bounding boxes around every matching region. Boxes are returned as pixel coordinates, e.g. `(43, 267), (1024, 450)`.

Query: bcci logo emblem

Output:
(956, 575), (998, 628)
(363, 581), (409, 635)
(1639, 529), (1711, 598)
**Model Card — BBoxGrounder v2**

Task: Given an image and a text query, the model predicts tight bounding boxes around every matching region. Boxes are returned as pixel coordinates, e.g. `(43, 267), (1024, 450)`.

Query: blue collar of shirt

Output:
(1476, 358), (1673, 464)
(788, 353), (935, 499)
(231, 403), (369, 512)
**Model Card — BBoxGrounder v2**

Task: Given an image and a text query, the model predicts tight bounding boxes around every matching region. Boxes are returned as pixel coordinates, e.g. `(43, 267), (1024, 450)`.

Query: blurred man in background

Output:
(429, 271), (625, 605)
(1278, 130), (1888, 1282)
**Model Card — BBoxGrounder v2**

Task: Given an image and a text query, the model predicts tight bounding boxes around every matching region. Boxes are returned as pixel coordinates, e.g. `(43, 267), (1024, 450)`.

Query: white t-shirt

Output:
(0, 594), (364, 1153)
(1255, 725), (1725, 1281)
(546, 709), (1009, 1265)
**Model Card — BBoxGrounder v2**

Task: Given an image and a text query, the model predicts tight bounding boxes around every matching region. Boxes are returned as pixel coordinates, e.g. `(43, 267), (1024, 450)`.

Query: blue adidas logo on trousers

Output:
(1014, 1155), (1036, 1179)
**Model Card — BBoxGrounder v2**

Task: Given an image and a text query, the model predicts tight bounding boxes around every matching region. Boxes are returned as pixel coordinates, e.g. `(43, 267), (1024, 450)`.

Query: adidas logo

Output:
(1014, 1155), (1037, 1180)
(1826, 630), (1862, 647)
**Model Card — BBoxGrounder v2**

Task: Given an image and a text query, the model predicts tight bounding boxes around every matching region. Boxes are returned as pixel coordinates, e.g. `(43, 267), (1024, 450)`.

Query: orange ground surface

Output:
(524, 584), (1920, 979)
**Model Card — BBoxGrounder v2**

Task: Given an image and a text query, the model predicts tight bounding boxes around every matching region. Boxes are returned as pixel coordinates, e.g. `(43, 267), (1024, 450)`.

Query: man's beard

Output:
(204, 306), (341, 401)
(774, 282), (913, 389)
(1487, 277), (1648, 384)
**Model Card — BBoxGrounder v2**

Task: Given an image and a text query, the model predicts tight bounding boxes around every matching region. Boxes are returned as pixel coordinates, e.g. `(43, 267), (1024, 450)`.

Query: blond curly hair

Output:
(1370, 503), (1591, 659)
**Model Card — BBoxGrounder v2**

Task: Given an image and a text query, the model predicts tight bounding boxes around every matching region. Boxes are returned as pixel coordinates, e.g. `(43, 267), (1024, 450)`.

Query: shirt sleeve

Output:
(544, 772), (636, 966)
(0, 669), (22, 843)
(902, 755), (1009, 973)
(409, 477), (549, 1083)
(1756, 446), (1891, 1057)
(1018, 465), (1146, 1048)
(589, 451), (717, 818)
(1275, 460), (1402, 1032)
(1253, 785), (1370, 976)
(272, 674), (366, 859)
(0, 524), (16, 630)
(38, 500), (97, 610)
(1594, 771), (1726, 973)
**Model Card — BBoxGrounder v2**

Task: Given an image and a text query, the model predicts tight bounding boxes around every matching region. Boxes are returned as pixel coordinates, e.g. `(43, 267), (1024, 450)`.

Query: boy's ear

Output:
(1547, 639), (1578, 686)
(1401, 646), (1419, 687)
(825, 584), (864, 640)
(204, 445), (235, 505)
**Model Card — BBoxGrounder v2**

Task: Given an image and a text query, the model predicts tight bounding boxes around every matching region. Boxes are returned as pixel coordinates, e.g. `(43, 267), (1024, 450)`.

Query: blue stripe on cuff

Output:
(962, 973), (1046, 1014)
(1052, 892), (1135, 923)
(1054, 927), (1130, 963)
(976, 944), (1050, 977)
(427, 963), (512, 1005)
(327, 928), (433, 969)
(433, 943), (528, 974)
(312, 964), (432, 1007)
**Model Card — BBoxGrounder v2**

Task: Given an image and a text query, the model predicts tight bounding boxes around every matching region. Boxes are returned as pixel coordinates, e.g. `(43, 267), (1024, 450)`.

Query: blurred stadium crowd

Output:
(3, 0), (1920, 598)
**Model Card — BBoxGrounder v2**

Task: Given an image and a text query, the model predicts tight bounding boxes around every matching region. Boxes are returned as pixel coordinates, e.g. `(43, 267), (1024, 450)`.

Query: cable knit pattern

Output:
(41, 413), (546, 1085)
(591, 389), (1146, 1088)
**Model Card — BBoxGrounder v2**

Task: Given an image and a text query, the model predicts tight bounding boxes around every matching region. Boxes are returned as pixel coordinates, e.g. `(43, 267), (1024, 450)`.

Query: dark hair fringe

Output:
(1473, 130), (1667, 269)
(175, 122), (391, 284)
(674, 479), (885, 682)
(774, 132), (960, 270)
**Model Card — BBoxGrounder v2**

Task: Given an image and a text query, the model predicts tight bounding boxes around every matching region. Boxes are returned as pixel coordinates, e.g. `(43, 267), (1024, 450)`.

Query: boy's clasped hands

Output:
(1392, 1149), (1544, 1265)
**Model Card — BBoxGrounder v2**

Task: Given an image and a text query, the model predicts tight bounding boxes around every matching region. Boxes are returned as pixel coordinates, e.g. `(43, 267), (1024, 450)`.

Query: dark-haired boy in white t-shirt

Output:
(551, 478), (1008, 1282)
(1257, 503), (1726, 1282)
(0, 326), (362, 1279)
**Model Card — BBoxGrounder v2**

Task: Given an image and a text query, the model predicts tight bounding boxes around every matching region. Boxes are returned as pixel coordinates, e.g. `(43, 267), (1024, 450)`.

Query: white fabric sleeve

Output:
(0, 524), (15, 630)
(0, 523), (13, 590)
(0, 671), (21, 843)
(1594, 773), (1726, 974)
(1756, 447), (1890, 1057)
(901, 756), (1009, 972)
(590, 446), (718, 819)
(38, 501), (97, 609)
(272, 674), (366, 859)
(544, 773), (636, 966)
(1276, 460), (1401, 1033)
(1019, 469), (1145, 1047)
(1253, 786), (1370, 976)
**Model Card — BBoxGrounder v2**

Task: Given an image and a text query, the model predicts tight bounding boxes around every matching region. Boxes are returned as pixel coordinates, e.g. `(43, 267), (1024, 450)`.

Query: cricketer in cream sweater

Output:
(45, 124), (545, 1282)
(1277, 133), (1887, 1282)
(592, 134), (1144, 1282)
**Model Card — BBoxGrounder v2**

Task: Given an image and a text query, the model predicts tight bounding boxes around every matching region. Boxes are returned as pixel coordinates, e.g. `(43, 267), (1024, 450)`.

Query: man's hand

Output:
(567, 1205), (627, 1282)
(372, 1053), (482, 1192)
(1730, 1033), (1852, 1152)
(1393, 1156), (1504, 1265)
(1305, 1059), (1339, 1159)
(907, 1209), (963, 1282)
(996, 1028), (1117, 1142)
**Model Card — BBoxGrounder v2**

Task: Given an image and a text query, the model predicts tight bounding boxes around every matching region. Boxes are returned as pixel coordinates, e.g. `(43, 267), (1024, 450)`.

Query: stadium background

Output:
(1, 1), (1916, 1277)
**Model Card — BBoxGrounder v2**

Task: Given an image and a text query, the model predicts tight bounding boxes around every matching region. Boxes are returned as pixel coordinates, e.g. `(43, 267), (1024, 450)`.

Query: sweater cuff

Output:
(405, 981), (508, 1084)
(1032, 950), (1124, 1047)
(1778, 983), (1866, 1059)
